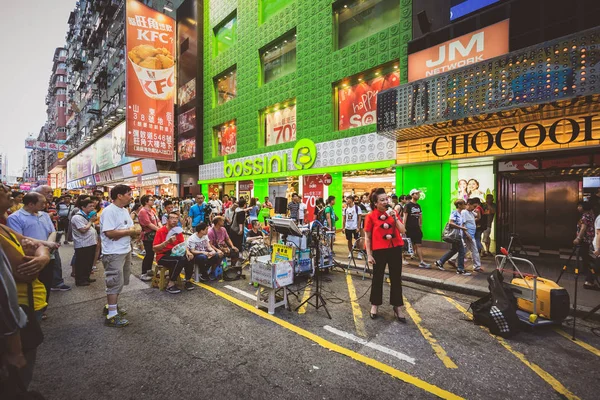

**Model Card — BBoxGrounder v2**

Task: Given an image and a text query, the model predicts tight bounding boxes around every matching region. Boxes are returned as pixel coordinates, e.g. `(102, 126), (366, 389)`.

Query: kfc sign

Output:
(408, 20), (509, 82)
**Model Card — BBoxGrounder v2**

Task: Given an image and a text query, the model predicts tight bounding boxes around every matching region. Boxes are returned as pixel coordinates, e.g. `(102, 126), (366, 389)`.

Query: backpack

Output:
(230, 210), (243, 234)
(470, 270), (520, 338)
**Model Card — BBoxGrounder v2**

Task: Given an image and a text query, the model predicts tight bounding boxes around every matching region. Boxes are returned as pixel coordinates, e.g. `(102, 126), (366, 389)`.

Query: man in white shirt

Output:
(343, 195), (362, 258)
(100, 184), (141, 327)
(209, 194), (223, 218)
(298, 199), (307, 225)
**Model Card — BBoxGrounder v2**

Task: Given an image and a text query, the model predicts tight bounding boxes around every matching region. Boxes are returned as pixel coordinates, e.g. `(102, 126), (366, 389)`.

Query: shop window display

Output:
(215, 121), (237, 157)
(335, 0), (400, 49)
(337, 67), (399, 131)
(215, 69), (237, 105)
(261, 32), (296, 84)
(214, 13), (237, 56)
(264, 102), (296, 146)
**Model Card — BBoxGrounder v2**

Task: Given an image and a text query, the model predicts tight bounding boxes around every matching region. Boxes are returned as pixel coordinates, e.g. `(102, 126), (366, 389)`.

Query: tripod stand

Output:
(556, 246), (583, 340)
(295, 224), (332, 319)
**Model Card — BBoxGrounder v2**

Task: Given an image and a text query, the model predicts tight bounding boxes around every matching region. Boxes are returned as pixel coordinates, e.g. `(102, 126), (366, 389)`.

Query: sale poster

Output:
(265, 104), (296, 146)
(216, 122), (237, 156)
(338, 70), (399, 131)
(125, 0), (176, 161)
(302, 175), (324, 222)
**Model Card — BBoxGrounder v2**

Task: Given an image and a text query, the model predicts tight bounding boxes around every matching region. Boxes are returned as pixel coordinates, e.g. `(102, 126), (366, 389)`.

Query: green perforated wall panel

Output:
(202, 0), (412, 164)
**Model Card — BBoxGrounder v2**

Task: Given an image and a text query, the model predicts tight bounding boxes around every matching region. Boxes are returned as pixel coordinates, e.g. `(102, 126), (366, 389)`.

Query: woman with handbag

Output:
(435, 199), (470, 276)
(364, 188), (407, 322)
(138, 195), (162, 282)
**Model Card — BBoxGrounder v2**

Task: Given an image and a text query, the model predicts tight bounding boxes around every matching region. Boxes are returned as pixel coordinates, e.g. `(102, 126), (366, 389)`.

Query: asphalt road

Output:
(29, 244), (600, 400)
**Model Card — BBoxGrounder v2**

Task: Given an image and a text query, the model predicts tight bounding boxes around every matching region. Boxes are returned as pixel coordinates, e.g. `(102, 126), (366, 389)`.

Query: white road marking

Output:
(224, 285), (257, 301)
(323, 325), (416, 365)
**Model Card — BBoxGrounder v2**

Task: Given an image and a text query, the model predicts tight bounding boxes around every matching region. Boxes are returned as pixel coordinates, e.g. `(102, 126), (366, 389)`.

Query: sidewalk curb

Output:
(335, 257), (600, 322)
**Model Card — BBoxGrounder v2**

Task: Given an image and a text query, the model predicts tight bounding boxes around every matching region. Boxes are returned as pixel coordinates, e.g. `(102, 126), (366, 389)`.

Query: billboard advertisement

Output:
(126, 0), (175, 161)
(338, 70), (400, 131)
(216, 122), (237, 156)
(265, 104), (296, 146)
(178, 108), (196, 134)
(408, 19), (509, 82)
(178, 137), (196, 161)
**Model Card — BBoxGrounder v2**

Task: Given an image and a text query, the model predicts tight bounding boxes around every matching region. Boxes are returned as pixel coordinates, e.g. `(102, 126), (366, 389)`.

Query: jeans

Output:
(158, 255), (193, 281)
(370, 246), (404, 307)
(51, 251), (65, 287)
(194, 253), (222, 275)
(474, 229), (483, 253)
(439, 240), (466, 271)
(142, 240), (155, 274)
(580, 243), (595, 284)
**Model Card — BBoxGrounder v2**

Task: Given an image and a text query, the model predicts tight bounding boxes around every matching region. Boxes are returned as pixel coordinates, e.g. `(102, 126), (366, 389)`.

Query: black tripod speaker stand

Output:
(295, 223), (331, 319)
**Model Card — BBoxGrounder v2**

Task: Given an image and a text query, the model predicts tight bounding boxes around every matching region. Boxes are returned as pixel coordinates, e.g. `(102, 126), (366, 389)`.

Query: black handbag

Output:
(19, 284), (44, 352)
(442, 223), (462, 243)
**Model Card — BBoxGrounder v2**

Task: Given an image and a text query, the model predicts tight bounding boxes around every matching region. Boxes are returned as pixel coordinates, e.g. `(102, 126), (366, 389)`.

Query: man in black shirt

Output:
(287, 193), (300, 222)
(403, 189), (430, 268)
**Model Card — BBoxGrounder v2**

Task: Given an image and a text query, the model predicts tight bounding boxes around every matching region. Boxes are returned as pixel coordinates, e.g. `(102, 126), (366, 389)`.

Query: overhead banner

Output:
(265, 104), (296, 146)
(126, 0), (176, 161)
(338, 70), (400, 131)
(25, 139), (70, 152)
(408, 19), (509, 82)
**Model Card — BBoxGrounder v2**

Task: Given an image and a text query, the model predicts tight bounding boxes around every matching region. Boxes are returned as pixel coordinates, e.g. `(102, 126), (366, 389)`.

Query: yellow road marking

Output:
(297, 285), (312, 315)
(403, 296), (458, 369)
(346, 274), (367, 337)
(193, 281), (464, 400)
(439, 292), (580, 400)
(552, 327), (600, 357)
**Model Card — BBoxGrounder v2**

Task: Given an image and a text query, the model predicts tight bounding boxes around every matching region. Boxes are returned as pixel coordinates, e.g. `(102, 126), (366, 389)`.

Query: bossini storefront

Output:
(197, 133), (397, 225)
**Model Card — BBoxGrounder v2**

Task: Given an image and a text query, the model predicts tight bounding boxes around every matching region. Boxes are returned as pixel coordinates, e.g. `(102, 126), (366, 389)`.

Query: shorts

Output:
(406, 227), (423, 245)
(482, 227), (491, 242)
(345, 229), (359, 241)
(102, 252), (131, 295)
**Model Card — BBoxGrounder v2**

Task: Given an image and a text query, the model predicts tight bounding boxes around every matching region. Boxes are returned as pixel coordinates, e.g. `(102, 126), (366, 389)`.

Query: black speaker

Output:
(417, 10), (432, 34)
(274, 197), (288, 214)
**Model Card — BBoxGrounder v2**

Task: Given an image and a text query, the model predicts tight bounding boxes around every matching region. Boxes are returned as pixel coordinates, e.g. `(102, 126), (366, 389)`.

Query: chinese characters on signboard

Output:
(338, 70), (399, 131)
(126, 0), (175, 161)
(265, 104), (296, 146)
(302, 175), (324, 223)
(216, 122), (237, 156)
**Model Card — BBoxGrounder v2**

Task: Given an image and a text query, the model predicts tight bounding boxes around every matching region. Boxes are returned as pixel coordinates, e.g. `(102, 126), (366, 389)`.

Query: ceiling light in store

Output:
(344, 175), (395, 184)
(394, 65), (398, 69)
(163, 1), (173, 12)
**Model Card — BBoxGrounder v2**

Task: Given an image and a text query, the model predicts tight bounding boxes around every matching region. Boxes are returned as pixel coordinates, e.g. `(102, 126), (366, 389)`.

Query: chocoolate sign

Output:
(397, 114), (600, 164)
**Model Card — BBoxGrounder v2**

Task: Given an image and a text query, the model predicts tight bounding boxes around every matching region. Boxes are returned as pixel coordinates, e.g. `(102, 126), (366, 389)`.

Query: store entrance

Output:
(499, 172), (581, 253)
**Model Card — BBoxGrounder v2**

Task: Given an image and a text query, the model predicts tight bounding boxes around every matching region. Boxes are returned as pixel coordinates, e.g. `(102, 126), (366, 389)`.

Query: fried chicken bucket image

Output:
(128, 44), (175, 100)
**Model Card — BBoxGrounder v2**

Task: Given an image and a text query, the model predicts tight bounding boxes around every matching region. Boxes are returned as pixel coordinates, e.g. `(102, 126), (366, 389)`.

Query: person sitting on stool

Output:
(152, 212), (194, 294)
(186, 222), (221, 281)
(364, 187), (407, 322)
(208, 216), (240, 267)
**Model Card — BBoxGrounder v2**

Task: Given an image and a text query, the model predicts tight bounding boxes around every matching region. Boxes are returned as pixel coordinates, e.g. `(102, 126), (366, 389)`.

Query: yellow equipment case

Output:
(510, 276), (570, 322)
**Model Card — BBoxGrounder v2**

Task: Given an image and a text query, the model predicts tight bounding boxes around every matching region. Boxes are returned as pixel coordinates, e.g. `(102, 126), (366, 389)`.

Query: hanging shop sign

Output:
(302, 175), (324, 223)
(25, 140), (70, 152)
(322, 174), (332, 186)
(224, 139), (317, 178)
(408, 19), (509, 82)
(398, 113), (600, 164)
(125, 0), (176, 161)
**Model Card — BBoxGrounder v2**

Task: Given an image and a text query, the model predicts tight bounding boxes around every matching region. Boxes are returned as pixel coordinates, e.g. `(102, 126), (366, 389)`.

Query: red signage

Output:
(126, 0), (175, 161)
(338, 70), (400, 131)
(322, 174), (333, 186)
(302, 175), (324, 222)
(542, 155), (590, 169)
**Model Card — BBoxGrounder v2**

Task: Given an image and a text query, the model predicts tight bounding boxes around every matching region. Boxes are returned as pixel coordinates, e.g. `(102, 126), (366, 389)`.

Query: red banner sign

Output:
(302, 175), (324, 223)
(338, 70), (400, 131)
(126, 0), (175, 161)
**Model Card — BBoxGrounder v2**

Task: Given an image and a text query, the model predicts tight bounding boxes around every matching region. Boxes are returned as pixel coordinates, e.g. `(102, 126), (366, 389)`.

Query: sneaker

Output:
(105, 314), (129, 328)
(435, 261), (444, 271)
(348, 253), (352, 258)
(166, 285), (181, 294)
(403, 259), (409, 265)
(473, 266), (484, 273)
(448, 260), (457, 268)
(103, 305), (127, 316)
(418, 262), (431, 269)
(51, 284), (72, 292)
(140, 273), (152, 282)
(357, 253), (363, 260)
(92, 265), (98, 272)
(198, 274), (209, 282)
(456, 270), (472, 276)
(185, 281), (195, 291)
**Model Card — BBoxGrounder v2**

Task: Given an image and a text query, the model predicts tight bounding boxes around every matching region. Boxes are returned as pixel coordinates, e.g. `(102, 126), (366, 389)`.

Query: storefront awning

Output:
(377, 26), (600, 141)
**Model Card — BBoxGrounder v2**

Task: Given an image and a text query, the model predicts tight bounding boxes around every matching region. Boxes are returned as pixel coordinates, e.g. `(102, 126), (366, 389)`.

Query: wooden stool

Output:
(152, 265), (183, 291)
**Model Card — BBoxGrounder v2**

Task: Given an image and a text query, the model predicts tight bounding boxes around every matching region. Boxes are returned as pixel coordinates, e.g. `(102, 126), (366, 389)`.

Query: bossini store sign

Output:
(408, 19), (509, 82)
(396, 114), (600, 165)
(224, 139), (317, 178)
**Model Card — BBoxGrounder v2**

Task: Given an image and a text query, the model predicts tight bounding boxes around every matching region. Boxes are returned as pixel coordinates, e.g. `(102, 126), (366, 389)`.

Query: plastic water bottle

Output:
(223, 258), (227, 271)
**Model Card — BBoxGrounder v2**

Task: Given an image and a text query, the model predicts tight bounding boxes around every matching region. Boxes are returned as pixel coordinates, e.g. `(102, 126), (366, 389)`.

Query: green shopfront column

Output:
(327, 172), (343, 231)
(253, 179), (269, 203)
